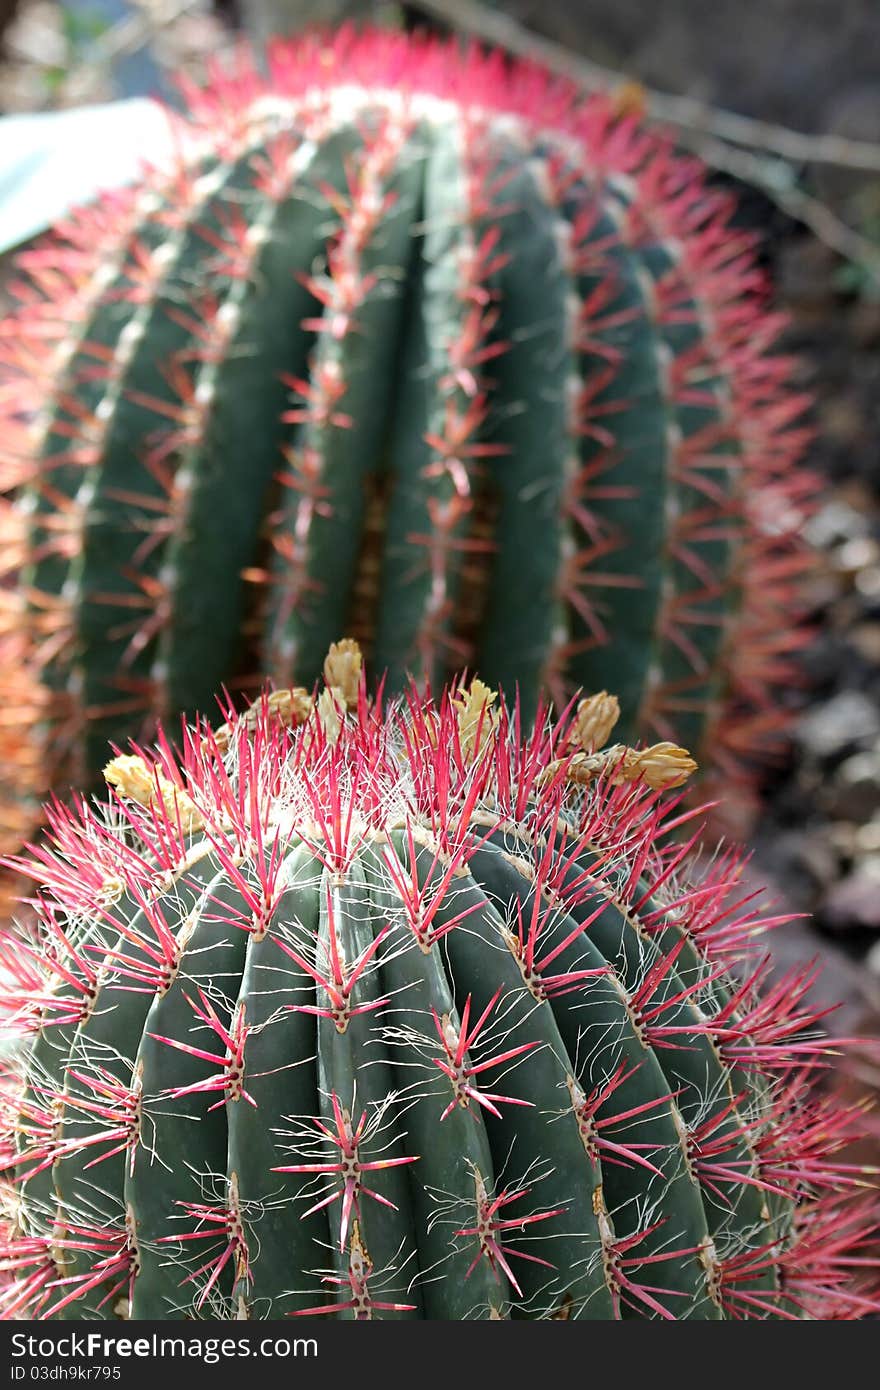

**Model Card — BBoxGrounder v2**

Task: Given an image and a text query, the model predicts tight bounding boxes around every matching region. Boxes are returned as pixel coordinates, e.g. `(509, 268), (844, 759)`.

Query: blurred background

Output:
(1, 0), (878, 1094)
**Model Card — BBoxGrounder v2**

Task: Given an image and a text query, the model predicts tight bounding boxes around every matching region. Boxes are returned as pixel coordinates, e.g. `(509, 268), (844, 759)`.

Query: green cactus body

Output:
(1, 666), (873, 1321)
(0, 32), (813, 858)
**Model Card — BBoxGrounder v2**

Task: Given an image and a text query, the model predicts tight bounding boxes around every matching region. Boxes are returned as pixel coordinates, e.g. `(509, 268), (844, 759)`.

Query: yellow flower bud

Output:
(451, 678), (498, 761)
(569, 691), (620, 750)
(546, 739), (697, 791)
(103, 754), (204, 832)
(323, 638), (363, 711)
(103, 755), (157, 805)
(156, 784), (205, 834)
(628, 742), (698, 790)
(317, 686), (344, 745)
(212, 687), (314, 753)
(265, 687), (314, 727)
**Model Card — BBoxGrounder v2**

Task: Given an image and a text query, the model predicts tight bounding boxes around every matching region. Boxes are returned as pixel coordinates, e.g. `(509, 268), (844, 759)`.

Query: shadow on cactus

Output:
(0, 642), (876, 1320)
(0, 27), (815, 860)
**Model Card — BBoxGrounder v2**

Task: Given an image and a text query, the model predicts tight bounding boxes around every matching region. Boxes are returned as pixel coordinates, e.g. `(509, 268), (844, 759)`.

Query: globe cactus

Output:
(0, 644), (875, 1320)
(0, 28), (813, 862)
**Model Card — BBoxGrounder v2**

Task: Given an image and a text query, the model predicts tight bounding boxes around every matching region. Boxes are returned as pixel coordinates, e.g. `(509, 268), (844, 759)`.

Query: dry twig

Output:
(408, 0), (880, 277)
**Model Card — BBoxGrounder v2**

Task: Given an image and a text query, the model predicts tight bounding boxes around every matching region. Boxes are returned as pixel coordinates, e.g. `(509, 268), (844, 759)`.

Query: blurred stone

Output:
(799, 630), (851, 684)
(804, 500), (871, 550)
(801, 569), (844, 618)
(797, 691), (880, 760)
(855, 817), (880, 854)
(822, 751), (880, 821)
(828, 821), (861, 857)
(820, 395), (865, 449)
(838, 478), (880, 516)
(855, 564), (880, 602)
(828, 592), (876, 634)
(823, 857), (880, 930)
(759, 828), (838, 906)
(771, 924), (872, 1036)
(5, 0), (62, 66)
(851, 623), (880, 664)
(832, 536), (880, 576)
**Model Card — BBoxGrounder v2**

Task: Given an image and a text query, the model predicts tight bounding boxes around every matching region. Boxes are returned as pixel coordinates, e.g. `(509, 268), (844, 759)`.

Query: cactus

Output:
(0, 644), (875, 1321)
(0, 28), (813, 858)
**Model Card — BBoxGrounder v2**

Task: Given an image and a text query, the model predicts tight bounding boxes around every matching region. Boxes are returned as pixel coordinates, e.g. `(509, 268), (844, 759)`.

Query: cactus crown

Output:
(0, 27), (813, 860)
(1, 646), (875, 1320)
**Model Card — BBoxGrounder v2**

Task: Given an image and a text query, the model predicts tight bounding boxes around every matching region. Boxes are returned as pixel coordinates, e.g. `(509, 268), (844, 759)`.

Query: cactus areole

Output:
(1, 650), (876, 1320)
(0, 28), (814, 855)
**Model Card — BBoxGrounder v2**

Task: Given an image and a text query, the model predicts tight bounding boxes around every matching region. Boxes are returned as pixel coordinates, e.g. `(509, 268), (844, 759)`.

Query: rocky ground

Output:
(758, 230), (880, 957)
(746, 223), (880, 1085)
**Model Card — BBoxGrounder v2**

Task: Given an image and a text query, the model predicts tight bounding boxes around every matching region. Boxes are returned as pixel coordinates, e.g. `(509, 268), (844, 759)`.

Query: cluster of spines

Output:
(0, 27), (814, 866)
(0, 651), (875, 1321)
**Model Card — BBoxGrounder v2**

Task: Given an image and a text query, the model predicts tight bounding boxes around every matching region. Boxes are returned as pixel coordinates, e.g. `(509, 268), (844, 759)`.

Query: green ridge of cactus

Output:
(0, 649), (875, 1320)
(0, 29), (814, 860)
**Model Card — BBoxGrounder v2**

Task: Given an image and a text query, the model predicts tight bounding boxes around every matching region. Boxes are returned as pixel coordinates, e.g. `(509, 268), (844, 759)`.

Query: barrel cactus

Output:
(0, 643), (874, 1320)
(0, 28), (813, 861)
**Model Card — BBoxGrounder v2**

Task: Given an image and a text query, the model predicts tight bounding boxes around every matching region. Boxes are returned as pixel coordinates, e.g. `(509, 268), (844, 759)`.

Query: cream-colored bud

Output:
(316, 686), (343, 745)
(580, 742), (696, 789)
(264, 687), (314, 728)
(540, 738), (696, 792)
(103, 754), (204, 832)
(596, 744), (640, 784)
(323, 639), (363, 710)
(103, 755), (158, 805)
(569, 691), (620, 750)
(421, 707), (441, 750)
(628, 742), (698, 790)
(451, 678), (498, 761)
(553, 751), (606, 786)
(212, 687), (314, 753)
(156, 783), (204, 834)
